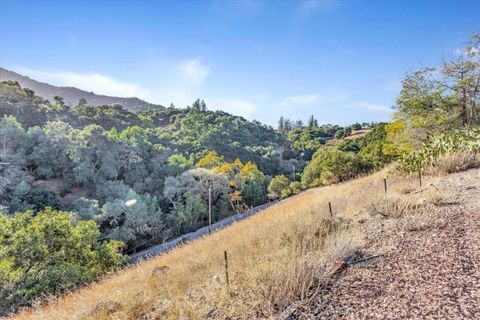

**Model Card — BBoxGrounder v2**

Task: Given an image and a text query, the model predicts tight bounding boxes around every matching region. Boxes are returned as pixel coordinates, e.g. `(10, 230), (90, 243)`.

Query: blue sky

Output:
(0, 0), (478, 126)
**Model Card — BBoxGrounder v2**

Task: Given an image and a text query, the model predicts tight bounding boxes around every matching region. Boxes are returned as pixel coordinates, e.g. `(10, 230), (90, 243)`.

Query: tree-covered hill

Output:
(0, 67), (164, 112)
(0, 79), (390, 239)
(0, 80), (305, 252)
(0, 80), (297, 173)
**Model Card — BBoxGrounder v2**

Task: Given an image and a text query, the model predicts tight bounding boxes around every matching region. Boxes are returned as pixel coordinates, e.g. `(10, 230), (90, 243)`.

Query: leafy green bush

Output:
(289, 181), (302, 194)
(267, 175), (290, 199)
(8, 182), (60, 214)
(0, 208), (126, 314)
(351, 123), (362, 130)
(334, 129), (345, 139)
(400, 128), (480, 173)
(280, 187), (293, 198)
(301, 148), (369, 188)
(357, 123), (392, 169)
(286, 127), (328, 160)
(337, 139), (360, 152)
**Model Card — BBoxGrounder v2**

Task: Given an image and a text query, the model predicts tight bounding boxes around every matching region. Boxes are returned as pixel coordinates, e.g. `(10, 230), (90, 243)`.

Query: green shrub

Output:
(267, 175), (290, 199)
(280, 187), (292, 198)
(334, 129), (345, 139)
(400, 128), (480, 173)
(301, 148), (369, 188)
(0, 208), (126, 314)
(8, 181), (61, 214)
(289, 181), (302, 194)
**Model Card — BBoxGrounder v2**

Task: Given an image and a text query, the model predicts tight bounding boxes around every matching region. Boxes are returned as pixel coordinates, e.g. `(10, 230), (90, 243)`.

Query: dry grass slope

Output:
(11, 166), (438, 320)
(296, 168), (480, 318)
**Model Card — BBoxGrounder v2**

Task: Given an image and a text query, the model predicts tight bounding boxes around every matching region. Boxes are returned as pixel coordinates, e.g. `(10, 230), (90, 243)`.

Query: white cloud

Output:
(281, 94), (319, 106)
(177, 59), (209, 84)
(15, 66), (150, 98)
(12, 63), (254, 121)
(206, 98), (256, 119)
(135, 58), (209, 107)
(13, 59), (210, 108)
(356, 102), (392, 112)
(279, 91), (347, 109)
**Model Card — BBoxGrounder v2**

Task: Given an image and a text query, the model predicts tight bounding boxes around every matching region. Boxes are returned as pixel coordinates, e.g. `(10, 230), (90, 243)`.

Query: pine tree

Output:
(294, 120), (304, 130)
(278, 116), (285, 132)
(308, 115), (318, 128)
(284, 119), (292, 132)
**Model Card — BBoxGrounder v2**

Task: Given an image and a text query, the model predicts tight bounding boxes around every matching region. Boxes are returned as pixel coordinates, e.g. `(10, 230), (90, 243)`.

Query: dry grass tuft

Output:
(421, 190), (452, 206)
(11, 166), (435, 320)
(366, 194), (420, 219)
(425, 153), (480, 176)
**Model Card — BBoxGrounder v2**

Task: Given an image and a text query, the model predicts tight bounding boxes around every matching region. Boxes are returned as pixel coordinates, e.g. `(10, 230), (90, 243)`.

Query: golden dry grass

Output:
(424, 153), (480, 176)
(344, 128), (372, 140)
(366, 194), (420, 219)
(11, 167), (428, 320)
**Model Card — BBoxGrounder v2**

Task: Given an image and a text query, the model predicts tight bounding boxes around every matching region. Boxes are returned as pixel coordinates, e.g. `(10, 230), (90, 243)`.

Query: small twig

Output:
(346, 253), (384, 266)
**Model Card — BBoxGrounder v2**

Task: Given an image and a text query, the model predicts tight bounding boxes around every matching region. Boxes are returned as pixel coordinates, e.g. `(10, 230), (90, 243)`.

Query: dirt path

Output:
(296, 169), (480, 319)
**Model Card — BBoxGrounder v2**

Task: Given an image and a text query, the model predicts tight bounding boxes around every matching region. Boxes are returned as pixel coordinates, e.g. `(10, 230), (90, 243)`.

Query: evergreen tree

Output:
(293, 119), (304, 130)
(77, 98), (87, 107)
(53, 96), (65, 107)
(284, 118), (292, 132)
(308, 115), (318, 128)
(278, 116), (285, 132)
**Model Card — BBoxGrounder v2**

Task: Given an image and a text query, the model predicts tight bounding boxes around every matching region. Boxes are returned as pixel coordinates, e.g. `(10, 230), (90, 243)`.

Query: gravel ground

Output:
(294, 169), (480, 319)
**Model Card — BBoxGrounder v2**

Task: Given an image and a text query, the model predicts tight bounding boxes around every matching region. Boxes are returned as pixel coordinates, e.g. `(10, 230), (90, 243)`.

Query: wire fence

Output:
(114, 169), (425, 264)
(129, 200), (279, 263)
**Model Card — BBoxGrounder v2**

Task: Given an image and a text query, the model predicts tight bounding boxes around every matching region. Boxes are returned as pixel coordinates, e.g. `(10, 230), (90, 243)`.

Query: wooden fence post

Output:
(418, 170), (422, 188)
(384, 177), (387, 195)
(328, 202), (333, 218)
(224, 250), (230, 292)
(208, 187), (212, 235)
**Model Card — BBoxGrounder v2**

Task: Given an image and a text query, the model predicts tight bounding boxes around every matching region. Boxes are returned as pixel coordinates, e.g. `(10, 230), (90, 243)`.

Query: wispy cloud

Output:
(177, 59), (209, 84)
(280, 94), (319, 106)
(14, 59), (209, 106)
(15, 66), (150, 98)
(206, 98), (256, 119)
(279, 91), (347, 109)
(356, 102), (392, 112)
(13, 63), (259, 120)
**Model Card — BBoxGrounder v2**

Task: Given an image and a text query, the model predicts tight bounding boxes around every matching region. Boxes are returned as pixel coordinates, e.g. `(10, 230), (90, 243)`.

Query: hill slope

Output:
(0, 67), (163, 112)
(297, 168), (480, 318)
(13, 165), (479, 320)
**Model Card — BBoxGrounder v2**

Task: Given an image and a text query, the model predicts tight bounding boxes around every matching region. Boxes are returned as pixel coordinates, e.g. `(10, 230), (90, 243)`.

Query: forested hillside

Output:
(0, 81), (295, 238)
(0, 68), (163, 112)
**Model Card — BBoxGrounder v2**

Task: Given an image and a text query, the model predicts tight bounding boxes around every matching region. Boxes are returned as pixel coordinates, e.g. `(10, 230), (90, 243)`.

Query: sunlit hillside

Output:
(1, 1), (479, 319)
(13, 166), (429, 320)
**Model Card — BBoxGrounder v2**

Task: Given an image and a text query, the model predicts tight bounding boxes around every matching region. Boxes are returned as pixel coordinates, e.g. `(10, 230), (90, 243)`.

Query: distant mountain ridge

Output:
(0, 67), (164, 112)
